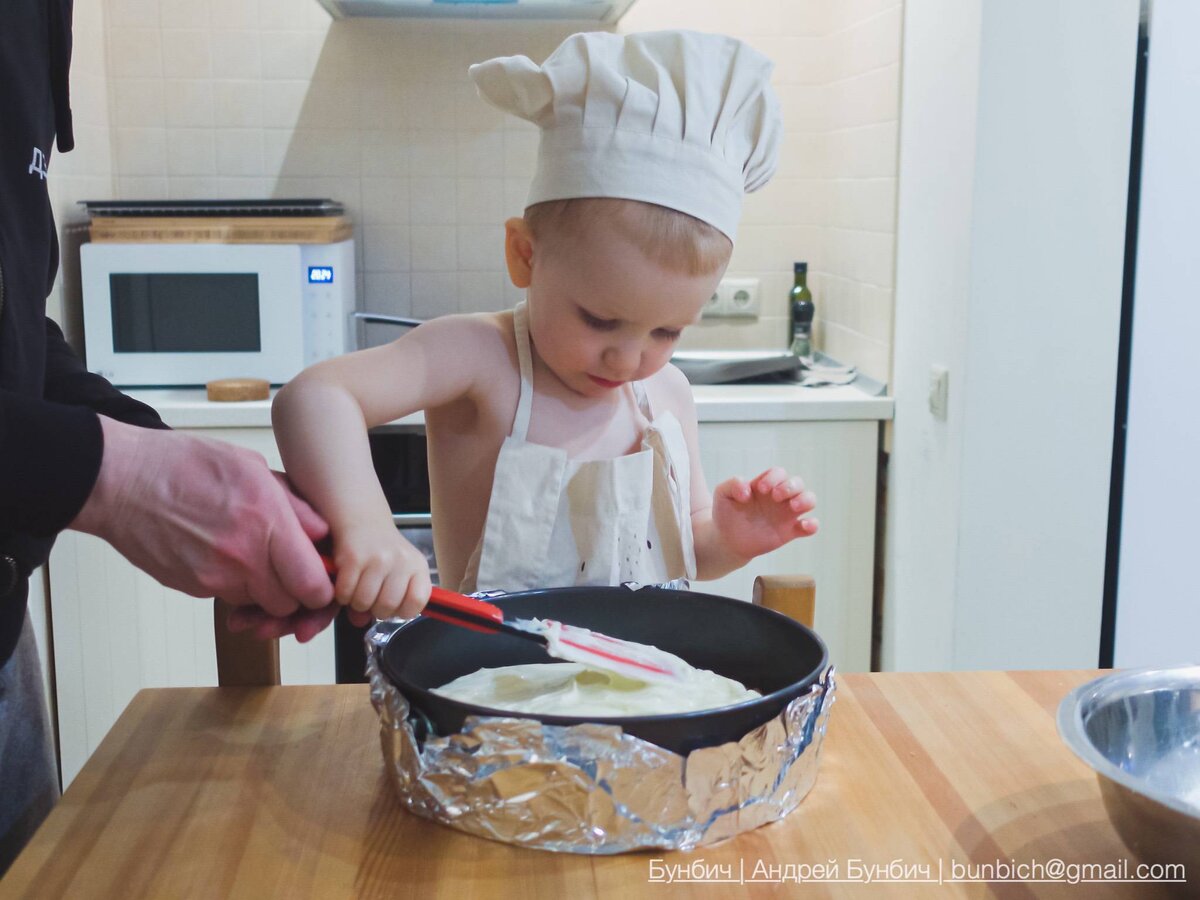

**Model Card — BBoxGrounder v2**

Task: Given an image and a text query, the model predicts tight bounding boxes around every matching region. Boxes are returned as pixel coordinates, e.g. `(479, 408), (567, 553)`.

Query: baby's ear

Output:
(504, 217), (535, 288)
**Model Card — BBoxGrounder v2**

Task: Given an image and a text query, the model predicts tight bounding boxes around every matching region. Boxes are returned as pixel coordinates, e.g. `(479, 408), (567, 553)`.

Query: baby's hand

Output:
(712, 467), (819, 562)
(331, 521), (432, 621)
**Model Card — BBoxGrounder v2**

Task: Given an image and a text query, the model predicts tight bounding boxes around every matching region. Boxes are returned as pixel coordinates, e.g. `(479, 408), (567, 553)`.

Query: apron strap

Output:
(631, 380), (655, 420)
(510, 301), (536, 441)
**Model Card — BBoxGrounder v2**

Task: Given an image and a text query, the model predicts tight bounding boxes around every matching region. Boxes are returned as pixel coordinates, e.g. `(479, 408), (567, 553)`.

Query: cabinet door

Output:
(696, 420), (878, 673)
(48, 427), (335, 787)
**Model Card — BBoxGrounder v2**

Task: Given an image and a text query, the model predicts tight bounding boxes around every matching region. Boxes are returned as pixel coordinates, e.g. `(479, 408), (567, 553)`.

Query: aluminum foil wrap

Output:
(366, 622), (836, 854)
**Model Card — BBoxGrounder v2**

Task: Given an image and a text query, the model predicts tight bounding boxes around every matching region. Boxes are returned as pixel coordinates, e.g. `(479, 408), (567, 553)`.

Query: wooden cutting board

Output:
(88, 215), (352, 244)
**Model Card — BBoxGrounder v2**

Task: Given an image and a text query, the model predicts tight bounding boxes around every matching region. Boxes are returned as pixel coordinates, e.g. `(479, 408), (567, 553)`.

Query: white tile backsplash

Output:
(260, 30), (322, 81)
(209, 0), (259, 32)
(209, 31), (262, 80)
(362, 271), (413, 318)
(411, 224), (458, 272)
(164, 80), (214, 128)
(457, 271), (507, 314)
(456, 225), (504, 272)
(359, 177), (411, 226)
(454, 178), (504, 226)
(410, 177), (457, 225)
(259, 81), (309, 129)
(213, 81), (264, 129)
(166, 129), (216, 175)
(113, 79), (165, 127)
(214, 129), (265, 176)
(456, 132), (505, 177)
(411, 271), (457, 319)
(107, 0), (161, 30)
(114, 127), (166, 175)
(363, 225), (412, 273)
(62, 0), (901, 383)
(161, 31), (213, 79)
(108, 29), (163, 78)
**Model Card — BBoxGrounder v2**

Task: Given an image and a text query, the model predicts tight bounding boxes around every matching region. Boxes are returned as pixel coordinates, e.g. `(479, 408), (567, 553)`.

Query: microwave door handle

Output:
(392, 512), (432, 528)
(352, 312), (425, 328)
(353, 312), (425, 351)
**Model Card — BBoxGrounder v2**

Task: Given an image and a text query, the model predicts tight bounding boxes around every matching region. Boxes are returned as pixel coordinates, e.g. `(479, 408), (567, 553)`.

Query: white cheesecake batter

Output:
(434, 661), (760, 718)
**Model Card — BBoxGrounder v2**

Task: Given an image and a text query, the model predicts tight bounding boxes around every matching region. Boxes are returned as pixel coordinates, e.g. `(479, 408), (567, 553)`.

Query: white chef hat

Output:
(469, 30), (781, 242)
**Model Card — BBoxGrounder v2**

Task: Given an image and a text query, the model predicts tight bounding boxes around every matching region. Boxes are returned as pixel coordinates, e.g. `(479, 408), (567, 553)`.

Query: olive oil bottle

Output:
(789, 262), (815, 359)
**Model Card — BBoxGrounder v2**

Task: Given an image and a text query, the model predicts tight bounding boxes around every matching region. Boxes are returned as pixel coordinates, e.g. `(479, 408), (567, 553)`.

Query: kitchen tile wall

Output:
(50, 0), (899, 383)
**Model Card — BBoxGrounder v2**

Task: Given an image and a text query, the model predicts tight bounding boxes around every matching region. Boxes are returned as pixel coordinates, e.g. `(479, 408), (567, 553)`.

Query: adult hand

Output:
(224, 604), (373, 643)
(71, 416), (335, 617)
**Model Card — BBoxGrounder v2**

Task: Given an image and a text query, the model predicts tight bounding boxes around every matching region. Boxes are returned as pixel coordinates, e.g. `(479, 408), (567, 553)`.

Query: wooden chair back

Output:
(214, 599), (280, 686)
(752, 574), (816, 628)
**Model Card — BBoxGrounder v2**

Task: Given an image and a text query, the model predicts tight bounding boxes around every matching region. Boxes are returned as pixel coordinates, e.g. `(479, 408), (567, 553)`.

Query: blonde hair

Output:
(524, 198), (732, 277)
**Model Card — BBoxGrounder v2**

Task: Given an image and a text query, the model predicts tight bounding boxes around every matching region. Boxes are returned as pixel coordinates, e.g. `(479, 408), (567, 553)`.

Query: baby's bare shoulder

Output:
(645, 363), (696, 419)
(417, 311), (514, 364)
(415, 311), (518, 409)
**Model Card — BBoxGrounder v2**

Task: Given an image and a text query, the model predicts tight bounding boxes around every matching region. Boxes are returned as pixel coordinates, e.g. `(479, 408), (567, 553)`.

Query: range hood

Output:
(316, 0), (636, 21)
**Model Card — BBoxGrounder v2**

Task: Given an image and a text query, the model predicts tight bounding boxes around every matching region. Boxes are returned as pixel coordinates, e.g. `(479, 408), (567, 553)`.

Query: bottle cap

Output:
(794, 261), (808, 274)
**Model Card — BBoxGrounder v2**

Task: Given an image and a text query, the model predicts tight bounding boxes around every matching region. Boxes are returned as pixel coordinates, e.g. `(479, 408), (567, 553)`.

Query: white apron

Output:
(458, 302), (696, 594)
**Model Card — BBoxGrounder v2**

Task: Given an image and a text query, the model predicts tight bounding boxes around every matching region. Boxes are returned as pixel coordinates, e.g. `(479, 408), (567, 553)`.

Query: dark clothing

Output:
(0, 618), (59, 874)
(1, 0), (166, 666)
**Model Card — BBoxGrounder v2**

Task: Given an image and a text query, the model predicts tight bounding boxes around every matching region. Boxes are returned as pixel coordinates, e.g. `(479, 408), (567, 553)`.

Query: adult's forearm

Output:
(71, 416), (334, 615)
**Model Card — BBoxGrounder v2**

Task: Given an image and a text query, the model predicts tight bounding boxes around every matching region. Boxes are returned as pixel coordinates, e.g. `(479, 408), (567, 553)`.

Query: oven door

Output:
(80, 242), (305, 387)
(334, 427), (437, 683)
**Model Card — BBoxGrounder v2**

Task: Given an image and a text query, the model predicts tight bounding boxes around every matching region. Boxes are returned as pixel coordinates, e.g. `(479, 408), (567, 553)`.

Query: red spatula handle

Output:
(424, 586), (505, 632)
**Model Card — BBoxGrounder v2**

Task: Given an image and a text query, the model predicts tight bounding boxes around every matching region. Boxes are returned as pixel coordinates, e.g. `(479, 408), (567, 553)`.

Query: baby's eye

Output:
(580, 310), (618, 331)
(653, 328), (683, 341)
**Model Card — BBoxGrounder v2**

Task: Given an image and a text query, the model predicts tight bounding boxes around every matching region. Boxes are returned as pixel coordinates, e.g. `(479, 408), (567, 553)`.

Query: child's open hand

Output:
(712, 467), (818, 562)
(330, 520), (432, 621)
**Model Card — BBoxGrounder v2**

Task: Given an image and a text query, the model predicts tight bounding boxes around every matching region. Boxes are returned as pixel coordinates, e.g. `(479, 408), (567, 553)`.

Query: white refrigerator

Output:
(1107, 0), (1200, 667)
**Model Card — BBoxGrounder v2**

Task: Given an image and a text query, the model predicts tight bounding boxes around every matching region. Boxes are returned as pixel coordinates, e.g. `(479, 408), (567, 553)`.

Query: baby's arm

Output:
(272, 316), (483, 619)
(656, 367), (819, 580)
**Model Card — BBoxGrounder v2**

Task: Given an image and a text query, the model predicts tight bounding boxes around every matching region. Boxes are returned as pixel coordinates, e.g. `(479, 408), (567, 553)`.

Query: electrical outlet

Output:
(702, 288), (723, 317)
(702, 277), (761, 318)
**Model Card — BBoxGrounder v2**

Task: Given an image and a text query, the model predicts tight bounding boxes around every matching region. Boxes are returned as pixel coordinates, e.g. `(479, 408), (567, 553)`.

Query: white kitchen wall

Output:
(50, 0), (900, 382)
(816, 0), (901, 384)
(48, 0), (899, 643)
(46, 0), (113, 329)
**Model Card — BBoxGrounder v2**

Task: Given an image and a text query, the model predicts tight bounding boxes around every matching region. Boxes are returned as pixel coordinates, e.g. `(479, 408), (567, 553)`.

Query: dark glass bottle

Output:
(789, 261), (815, 358)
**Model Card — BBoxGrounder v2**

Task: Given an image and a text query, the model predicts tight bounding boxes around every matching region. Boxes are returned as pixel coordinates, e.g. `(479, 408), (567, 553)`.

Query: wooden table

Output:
(3, 671), (1191, 898)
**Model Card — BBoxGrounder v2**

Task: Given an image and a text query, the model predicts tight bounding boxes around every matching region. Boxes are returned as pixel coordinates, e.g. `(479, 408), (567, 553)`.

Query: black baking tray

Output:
(78, 198), (344, 217)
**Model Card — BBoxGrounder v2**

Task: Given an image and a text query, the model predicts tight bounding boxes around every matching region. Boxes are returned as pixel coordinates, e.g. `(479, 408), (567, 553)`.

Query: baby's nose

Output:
(602, 343), (641, 378)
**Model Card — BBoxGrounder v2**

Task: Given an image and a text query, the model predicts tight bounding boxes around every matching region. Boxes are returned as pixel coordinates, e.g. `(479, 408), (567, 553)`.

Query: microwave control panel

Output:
(301, 238), (356, 365)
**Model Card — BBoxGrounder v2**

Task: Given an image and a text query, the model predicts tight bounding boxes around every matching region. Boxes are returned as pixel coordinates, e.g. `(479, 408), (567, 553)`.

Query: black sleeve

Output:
(42, 318), (168, 429)
(0, 386), (103, 537)
(0, 320), (168, 538)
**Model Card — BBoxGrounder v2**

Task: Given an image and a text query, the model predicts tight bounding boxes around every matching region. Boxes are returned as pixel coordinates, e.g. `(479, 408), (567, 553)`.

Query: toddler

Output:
(271, 30), (819, 621)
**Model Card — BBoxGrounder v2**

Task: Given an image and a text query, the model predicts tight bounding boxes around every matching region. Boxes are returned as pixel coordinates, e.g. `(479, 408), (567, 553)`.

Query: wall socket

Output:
(703, 277), (760, 319)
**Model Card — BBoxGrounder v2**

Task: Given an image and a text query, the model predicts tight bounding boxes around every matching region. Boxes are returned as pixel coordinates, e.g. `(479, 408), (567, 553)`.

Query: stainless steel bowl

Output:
(1057, 666), (1200, 874)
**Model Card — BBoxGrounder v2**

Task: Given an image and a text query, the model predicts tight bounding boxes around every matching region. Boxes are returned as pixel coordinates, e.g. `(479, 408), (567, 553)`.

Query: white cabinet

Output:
(48, 425), (334, 787)
(696, 420), (879, 674)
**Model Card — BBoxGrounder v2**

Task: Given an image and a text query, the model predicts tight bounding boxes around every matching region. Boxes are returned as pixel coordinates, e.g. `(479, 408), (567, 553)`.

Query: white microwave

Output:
(80, 239), (355, 387)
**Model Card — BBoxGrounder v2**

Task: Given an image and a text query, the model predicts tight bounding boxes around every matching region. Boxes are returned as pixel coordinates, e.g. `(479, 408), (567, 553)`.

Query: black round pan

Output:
(378, 585), (827, 756)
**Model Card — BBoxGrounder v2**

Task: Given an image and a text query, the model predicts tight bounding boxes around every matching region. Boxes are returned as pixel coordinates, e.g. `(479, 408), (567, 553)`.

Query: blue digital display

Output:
(308, 266), (334, 284)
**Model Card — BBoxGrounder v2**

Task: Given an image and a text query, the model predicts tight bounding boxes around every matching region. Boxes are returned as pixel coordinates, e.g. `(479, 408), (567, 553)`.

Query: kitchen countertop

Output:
(4, 670), (1175, 898)
(127, 379), (893, 430)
